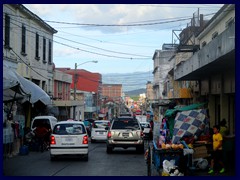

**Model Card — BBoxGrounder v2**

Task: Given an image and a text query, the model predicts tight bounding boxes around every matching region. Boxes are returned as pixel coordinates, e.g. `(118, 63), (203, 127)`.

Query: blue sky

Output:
(23, 4), (223, 75)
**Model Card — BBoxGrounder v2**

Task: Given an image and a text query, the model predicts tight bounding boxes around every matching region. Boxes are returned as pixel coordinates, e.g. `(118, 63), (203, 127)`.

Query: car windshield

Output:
(93, 121), (109, 129)
(53, 123), (86, 135)
(112, 120), (140, 130)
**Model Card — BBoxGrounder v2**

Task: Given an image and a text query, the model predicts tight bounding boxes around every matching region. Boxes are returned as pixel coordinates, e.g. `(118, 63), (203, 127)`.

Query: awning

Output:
(3, 62), (30, 102)
(3, 62), (51, 105)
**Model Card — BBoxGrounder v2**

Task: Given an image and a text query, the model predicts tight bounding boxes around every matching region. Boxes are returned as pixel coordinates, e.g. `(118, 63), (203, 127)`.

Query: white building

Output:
(3, 4), (57, 94)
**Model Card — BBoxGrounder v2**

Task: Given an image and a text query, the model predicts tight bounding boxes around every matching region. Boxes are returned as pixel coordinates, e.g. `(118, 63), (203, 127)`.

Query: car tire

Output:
(91, 139), (95, 143)
(136, 145), (144, 153)
(106, 146), (113, 154)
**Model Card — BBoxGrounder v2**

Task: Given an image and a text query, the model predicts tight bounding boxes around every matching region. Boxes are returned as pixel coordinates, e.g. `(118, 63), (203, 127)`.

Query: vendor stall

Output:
(146, 103), (211, 176)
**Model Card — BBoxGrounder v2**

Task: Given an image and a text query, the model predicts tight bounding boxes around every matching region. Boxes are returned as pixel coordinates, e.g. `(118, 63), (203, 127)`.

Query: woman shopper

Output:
(208, 125), (225, 174)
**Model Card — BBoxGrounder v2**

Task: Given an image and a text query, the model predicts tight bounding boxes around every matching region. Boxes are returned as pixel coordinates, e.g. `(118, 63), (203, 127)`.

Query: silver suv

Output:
(106, 116), (144, 153)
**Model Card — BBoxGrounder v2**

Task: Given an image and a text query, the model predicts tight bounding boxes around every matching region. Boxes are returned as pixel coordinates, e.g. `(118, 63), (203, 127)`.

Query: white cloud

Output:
(24, 4), (223, 34)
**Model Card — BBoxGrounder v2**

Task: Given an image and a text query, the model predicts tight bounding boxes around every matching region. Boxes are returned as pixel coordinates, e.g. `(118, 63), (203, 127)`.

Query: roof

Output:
(9, 4), (57, 34)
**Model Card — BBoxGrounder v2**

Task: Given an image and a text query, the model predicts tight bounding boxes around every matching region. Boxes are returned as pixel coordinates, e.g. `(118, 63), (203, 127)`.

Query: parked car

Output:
(140, 122), (153, 140)
(31, 116), (58, 132)
(106, 117), (144, 153)
(91, 120), (110, 143)
(49, 120), (88, 161)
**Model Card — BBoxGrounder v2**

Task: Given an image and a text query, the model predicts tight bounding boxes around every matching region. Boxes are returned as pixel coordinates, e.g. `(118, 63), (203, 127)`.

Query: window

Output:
(58, 81), (62, 98)
(48, 40), (52, 64)
(43, 37), (46, 62)
(212, 31), (218, 40)
(42, 81), (46, 91)
(21, 25), (26, 55)
(4, 14), (10, 48)
(225, 17), (234, 28)
(202, 41), (207, 48)
(35, 33), (40, 60)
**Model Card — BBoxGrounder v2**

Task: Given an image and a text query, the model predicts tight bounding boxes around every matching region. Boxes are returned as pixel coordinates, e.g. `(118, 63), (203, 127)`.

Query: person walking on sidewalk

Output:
(208, 125), (225, 174)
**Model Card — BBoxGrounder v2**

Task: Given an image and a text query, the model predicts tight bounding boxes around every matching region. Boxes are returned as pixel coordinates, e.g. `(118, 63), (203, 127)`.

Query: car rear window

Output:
(141, 123), (150, 128)
(93, 121), (109, 129)
(32, 119), (51, 129)
(112, 120), (140, 130)
(53, 124), (86, 135)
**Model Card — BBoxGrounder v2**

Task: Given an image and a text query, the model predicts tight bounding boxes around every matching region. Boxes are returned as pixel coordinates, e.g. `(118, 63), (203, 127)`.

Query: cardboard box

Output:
(193, 145), (209, 159)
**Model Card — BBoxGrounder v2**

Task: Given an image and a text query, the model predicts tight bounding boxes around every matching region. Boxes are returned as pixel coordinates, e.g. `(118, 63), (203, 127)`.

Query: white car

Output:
(140, 122), (153, 140)
(50, 120), (88, 161)
(90, 120), (110, 143)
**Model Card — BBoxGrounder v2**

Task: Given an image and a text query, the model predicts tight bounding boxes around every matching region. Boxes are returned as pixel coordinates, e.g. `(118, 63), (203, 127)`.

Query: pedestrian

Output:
(219, 118), (229, 137)
(33, 123), (49, 152)
(208, 125), (225, 174)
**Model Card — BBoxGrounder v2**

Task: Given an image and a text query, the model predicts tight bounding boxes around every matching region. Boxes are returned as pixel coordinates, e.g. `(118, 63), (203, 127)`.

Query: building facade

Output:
(174, 4), (235, 134)
(3, 4), (57, 127)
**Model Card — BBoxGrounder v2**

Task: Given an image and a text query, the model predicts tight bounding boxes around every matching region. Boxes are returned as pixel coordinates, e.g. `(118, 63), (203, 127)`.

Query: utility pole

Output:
(73, 61), (98, 120)
(73, 62), (77, 119)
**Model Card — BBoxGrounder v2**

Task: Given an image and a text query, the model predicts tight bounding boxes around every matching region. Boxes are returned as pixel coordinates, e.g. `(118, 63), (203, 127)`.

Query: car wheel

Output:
(91, 139), (95, 143)
(106, 146), (113, 154)
(136, 145), (144, 153)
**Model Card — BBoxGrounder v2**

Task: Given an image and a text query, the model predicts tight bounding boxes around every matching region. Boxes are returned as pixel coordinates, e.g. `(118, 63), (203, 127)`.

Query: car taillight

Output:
(140, 131), (144, 137)
(83, 135), (88, 144)
(50, 135), (56, 145)
(107, 131), (111, 138)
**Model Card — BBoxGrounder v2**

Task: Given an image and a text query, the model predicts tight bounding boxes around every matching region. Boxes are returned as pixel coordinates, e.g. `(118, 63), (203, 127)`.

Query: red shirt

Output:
(35, 127), (48, 138)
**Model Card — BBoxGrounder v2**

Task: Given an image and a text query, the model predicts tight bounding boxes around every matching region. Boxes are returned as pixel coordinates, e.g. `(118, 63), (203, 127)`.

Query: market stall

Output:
(146, 103), (211, 176)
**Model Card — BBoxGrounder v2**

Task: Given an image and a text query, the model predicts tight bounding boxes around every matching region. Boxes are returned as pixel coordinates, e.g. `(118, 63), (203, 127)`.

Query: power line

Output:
(3, 40), (50, 80)
(44, 17), (192, 27)
(6, 17), (152, 60)
(54, 35), (151, 58)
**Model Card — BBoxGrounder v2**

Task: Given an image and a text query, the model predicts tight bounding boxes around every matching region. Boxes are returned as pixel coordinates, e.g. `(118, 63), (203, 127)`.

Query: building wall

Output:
(152, 50), (175, 100)
(102, 84), (122, 99)
(3, 4), (57, 95)
(146, 82), (154, 100)
(198, 5), (235, 48)
(174, 5), (235, 134)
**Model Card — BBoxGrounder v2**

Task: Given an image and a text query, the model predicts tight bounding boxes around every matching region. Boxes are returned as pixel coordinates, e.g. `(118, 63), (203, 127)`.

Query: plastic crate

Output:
(19, 145), (29, 155)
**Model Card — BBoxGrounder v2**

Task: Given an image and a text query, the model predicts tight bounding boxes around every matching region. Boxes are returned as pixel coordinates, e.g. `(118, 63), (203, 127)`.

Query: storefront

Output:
(3, 63), (51, 158)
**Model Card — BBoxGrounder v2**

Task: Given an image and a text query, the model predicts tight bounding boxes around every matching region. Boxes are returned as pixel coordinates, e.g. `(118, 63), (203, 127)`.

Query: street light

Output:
(73, 60), (98, 119)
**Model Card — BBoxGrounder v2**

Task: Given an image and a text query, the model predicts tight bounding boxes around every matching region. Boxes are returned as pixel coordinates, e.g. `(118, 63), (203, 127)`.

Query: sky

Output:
(23, 4), (223, 76)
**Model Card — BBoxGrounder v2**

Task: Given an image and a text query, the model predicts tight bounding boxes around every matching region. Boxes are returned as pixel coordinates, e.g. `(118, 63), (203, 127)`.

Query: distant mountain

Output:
(102, 71), (153, 92)
(125, 88), (146, 96)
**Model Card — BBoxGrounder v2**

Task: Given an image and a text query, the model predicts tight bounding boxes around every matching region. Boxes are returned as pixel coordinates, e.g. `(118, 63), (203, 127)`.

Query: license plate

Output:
(64, 137), (73, 142)
(99, 132), (104, 134)
(122, 133), (129, 137)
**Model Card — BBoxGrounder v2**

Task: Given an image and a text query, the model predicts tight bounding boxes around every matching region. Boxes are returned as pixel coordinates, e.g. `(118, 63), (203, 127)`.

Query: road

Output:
(3, 140), (149, 176)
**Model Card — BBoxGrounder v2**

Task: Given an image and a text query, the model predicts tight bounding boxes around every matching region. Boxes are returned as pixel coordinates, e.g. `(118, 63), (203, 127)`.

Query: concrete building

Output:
(3, 4), (57, 94)
(174, 4), (235, 134)
(56, 68), (102, 120)
(102, 84), (123, 99)
(3, 4), (57, 127)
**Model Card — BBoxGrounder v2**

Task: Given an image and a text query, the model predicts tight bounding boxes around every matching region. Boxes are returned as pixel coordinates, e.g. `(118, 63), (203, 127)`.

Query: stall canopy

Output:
(3, 63), (29, 102)
(164, 103), (207, 139)
(3, 62), (51, 105)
